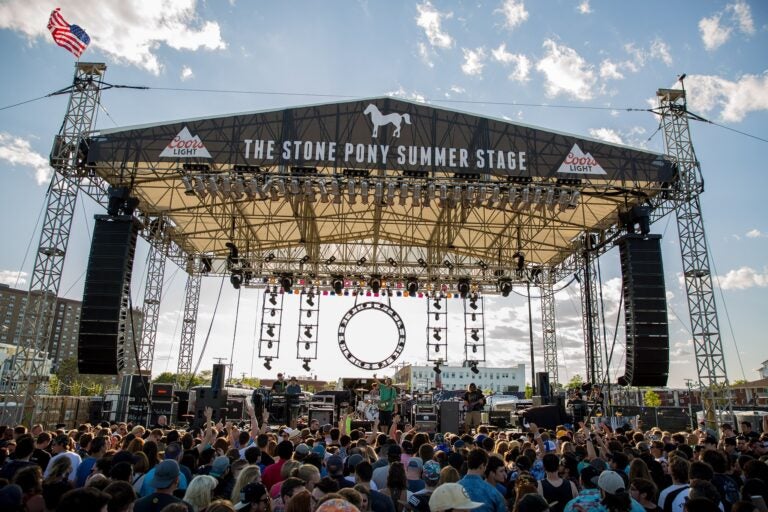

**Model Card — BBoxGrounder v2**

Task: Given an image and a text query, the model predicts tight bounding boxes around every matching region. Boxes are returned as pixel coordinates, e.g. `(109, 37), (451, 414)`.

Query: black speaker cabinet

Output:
(439, 401), (461, 434)
(78, 215), (140, 374)
(211, 364), (226, 393)
(521, 404), (562, 430)
(309, 407), (334, 426)
(535, 372), (551, 404)
(618, 234), (670, 386)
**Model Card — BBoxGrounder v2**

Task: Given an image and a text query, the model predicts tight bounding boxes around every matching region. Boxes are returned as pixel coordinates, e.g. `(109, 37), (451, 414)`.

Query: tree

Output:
(567, 374), (584, 391)
(51, 357), (115, 396)
(644, 389), (662, 407)
(525, 384), (533, 399)
(732, 379), (748, 386)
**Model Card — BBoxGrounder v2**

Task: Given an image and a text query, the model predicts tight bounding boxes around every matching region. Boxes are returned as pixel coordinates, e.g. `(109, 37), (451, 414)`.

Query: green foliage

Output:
(567, 374), (584, 390)
(153, 372), (207, 387)
(732, 379), (748, 385)
(525, 384), (533, 399)
(644, 389), (662, 407)
(51, 357), (115, 396)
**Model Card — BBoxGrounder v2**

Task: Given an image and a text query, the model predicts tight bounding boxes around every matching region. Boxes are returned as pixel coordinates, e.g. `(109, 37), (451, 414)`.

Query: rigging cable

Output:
(229, 287), (242, 383)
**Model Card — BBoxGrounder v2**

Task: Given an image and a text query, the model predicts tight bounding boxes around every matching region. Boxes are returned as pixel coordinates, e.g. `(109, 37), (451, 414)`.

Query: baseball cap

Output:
(475, 434), (487, 444)
(164, 442), (182, 460)
(153, 460), (181, 488)
(235, 483), (268, 511)
(429, 483), (483, 511)
(543, 440), (557, 452)
(422, 460), (441, 482)
(453, 440), (465, 449)
(589, 458), (608, 472)
(597, 470), (625, 495)
(312, 444), (326, 458)
(316, 498), (361, 511)
(346, 454), (364, 471)
(326, 455), (344, 475)
(210, 455), (231, 478)
(295, 443), (310, 456)
(517, 493), (552, 512)
(407, 457), (423, 471)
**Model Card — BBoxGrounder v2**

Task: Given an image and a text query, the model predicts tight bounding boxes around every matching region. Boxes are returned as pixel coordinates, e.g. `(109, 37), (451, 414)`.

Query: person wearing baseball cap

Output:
(403, 461), (442, 512)
(596, 470), (642, 512)
(133, 460), (192, 512)
(234, 482), (271, 511)
(429, 483), (483, 511)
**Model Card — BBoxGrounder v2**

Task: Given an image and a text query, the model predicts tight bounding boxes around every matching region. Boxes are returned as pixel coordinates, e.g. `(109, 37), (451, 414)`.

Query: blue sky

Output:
(0, 1), (766, 387)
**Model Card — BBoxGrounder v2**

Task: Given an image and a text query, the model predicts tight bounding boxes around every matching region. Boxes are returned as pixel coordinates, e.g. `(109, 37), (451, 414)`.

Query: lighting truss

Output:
(297, 287), (320, 363)
(427, 292), (447, 361)
(464, 294), (486, 363)
(258, 287), (284, 360)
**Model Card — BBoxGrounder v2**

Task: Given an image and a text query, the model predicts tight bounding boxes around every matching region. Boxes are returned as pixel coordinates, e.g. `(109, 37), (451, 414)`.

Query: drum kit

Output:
(354, 388), (380, 421)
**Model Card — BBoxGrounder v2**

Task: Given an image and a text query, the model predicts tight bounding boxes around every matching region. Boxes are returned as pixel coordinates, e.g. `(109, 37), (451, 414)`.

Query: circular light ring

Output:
(338, 301), (406, 370)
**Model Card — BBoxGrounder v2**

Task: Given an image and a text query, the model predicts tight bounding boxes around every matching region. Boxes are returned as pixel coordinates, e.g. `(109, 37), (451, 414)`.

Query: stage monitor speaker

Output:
(535, 372), (551, 404)
(618, 234), (670, 387)
(439, 401), (461, 434)
(78, 215), (140, 374)
(521, 404), (562, 430)
(211, 364), (226, 393)
(192, 387), (227, 429)
(309, 408), (334, 426)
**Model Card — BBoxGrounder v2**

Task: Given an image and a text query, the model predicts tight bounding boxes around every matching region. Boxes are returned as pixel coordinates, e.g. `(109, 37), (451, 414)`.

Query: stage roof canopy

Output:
(85, 97), (675, 290)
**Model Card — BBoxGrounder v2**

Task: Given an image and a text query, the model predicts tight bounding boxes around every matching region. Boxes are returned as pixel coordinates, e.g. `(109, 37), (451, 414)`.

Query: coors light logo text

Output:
(557, 143), (606, 175)
(160, 127), (212, 158)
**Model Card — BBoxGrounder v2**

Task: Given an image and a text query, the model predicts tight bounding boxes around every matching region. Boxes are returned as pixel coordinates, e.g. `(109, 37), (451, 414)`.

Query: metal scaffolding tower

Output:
(137, 222), (168, 373)
(0, 63), (107, 424)
(655, 86), (732, 427)
(177, 263), (202, 382)
(580, 237), (605, 386)
(540, 271), (559, 387)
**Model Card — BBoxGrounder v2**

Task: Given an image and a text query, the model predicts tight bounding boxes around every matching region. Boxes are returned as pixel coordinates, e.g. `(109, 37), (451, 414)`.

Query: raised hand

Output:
(204, 406), (213, 420)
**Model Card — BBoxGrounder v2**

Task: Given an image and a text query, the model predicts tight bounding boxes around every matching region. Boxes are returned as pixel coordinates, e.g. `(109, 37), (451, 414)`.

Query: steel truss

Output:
(580, 236), (605, 386)
(137, 222), (169, 372)
(540, 270), (559, 387)
(0, 63), (107, 424)
(177, 261), (202, 381)
(655, 87), (732, 427)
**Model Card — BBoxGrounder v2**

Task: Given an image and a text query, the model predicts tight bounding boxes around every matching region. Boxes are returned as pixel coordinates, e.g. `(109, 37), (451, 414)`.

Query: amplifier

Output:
(414, 420), (438, 432)
(413, 412), (438, 423)
(415, 404), (437, 414)
(308, 407), (334, 426)
(489, 411), (511, 429)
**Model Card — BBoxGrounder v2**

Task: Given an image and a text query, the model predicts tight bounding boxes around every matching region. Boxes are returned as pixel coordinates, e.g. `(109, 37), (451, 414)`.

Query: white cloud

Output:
(621, 38), (673, 72)
(727, 0), (755, 35)
(717, 266), (768, 290)
(496, 0), (529, 30)
(0, 2), (226, 75)
(492, 44), (531, 82)
(417, 42), (434, 67)
(746, 229), (767, 239)
(0, 132), (51, 185)
(699, 1), (754, 52)
(535, 39), (596, 101)
(650, 38), (673, 66)
(180, 65), (194, 81)
(386, 86), (427, 103)
(0, 270), (27, 287)
(600, 59), (624, 80)
(684, 72), (768, 122)
(461, 47), (486, 76)
(577, 1), (592, 14)
(589, 128), (623, 145)
(415, 1), (453, 49)
(699, 14), (731, 51)
(449, 85), (465, 94)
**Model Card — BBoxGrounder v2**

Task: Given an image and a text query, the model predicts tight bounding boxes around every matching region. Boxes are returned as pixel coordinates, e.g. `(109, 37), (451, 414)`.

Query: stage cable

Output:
(229, 287), (242, 383)
(186, 275), (226, 389)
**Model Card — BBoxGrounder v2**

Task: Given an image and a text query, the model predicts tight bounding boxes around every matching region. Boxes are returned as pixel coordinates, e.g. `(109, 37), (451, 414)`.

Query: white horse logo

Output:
(363, 104), (412, 138)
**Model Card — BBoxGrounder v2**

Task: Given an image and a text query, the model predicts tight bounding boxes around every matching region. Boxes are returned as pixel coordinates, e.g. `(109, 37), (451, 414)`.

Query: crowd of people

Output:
(0, 394), (767, 512)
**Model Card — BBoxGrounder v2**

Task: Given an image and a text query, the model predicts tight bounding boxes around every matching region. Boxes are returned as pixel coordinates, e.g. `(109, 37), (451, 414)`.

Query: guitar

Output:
(465, 392), (487, 411)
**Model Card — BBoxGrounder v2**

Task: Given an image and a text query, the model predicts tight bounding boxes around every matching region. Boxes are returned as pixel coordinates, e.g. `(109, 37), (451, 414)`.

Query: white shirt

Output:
(658, 483), (689, 512)
(44, 451), (82, 482)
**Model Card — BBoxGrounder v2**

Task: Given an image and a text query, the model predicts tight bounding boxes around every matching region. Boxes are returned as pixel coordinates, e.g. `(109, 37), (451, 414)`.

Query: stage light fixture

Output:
(280, 275), (293, 292)
(488, 186), (500, 206)
(498, 278), (513, 297)
(514, 252), (525, 272)
(451, 185), (462, 208)
(331, 180), (342, 204)
(444, 260), (454, 270)
(264, 253), (275, 263)
(386, 182), (396, 205)
(418, 258), (427, 268)
(439, 184), (448, 207)
(193, 176), (207, 198)
(221, 177), (232, 198)
(466, 185), (475, 206)
(374, 181), (383, 204)
(267, 341), (273, 349)
(475, 185), (486, 207)
(356, 257), (367, 266)
(360, 180), (369, 204)
(304, 326), (312, 338)
(325, 256), (336, 265)
(302, 359), (311, 372)
(275, 179), (286, 197)
(299, 255), (310, 265)
(457, 278), (470, 299)
(471, 329), (480, 342)
(469, 296), (479, 310)
(306, 294), (315, 307)
(387, 257), (398, 267)
(289, 179), (300, 196)
(533, 187), (542, 204)
(426, 183), (435, 205)
(268, 294), (278, 306)
(306, 310), (312, 318)
(331, 276), (344, 295)
(471, 313), (477, 322)
(270, 309), (276, 317)
(558, 190), (570, 208)
(347, 180), (356, 204)
(433, 298), (441, 310)
(521, 186), (530, 204)
(266, 325), (275, 337)
(303, 179), (315, 201)
(569, 190), (580, 208)
(433, 362), (442, 374)
(304, 342), (311, 350)
(368, 275), (382, 293)
(204, 176), (219, 197)
(508, 187), (518, 204)
(399, 183), (408, 206)
(477, 260), (488, 271)
(472, 344), (478, 353)
(201, 257), (213, 273)
(230, 274), (241, 289)
(545, 188), (555, 206)
(318, 179), (329, 202)
(181, 176), (195, 195)
(406, 277), (419, 295)
(231, 177), (245, 199)
(434, 312), (440, 321)
(412, 184), (421, 207)
(263, 358), (272, 370)
(432, 329), (441, 341)
(470, 363), (480, 375)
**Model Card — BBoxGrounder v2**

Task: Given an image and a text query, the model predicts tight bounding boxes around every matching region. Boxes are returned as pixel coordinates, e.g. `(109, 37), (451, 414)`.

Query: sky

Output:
(0, 0), (766, 389)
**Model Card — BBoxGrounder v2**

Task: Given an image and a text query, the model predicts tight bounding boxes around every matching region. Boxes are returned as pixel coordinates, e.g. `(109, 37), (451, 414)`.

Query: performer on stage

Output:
(271, 373), (287, 393)
(285, 377), (302, 428)
(463, 382), (485, 434)
(372, 374), (397, 432)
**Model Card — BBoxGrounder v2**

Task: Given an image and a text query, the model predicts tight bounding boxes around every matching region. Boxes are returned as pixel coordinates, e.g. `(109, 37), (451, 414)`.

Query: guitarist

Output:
(463, 382), (485, 434)
(372, 374), (397, 433)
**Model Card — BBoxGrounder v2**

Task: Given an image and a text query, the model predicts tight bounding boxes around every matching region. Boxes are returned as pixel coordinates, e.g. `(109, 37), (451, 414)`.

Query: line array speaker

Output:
(618, 234), (669, 386)
(78, 215), (140, 374)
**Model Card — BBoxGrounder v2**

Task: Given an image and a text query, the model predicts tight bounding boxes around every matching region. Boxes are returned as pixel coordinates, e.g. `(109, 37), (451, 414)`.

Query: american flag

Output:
(47, 8), (90, 58)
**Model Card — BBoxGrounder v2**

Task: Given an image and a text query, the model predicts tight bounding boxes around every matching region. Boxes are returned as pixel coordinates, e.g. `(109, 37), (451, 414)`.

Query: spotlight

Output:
(304, 326), (312, 338)
(280, 275), (293, 292)
(302, 359), (311, 372)
(357, 257), (367, 266)
(457, 278), (470, 299)
(434, 344), (440, 352)
(471, 329), (480, 342)
(230, 274), (241, 289)
(306, 295), (315, 307)
(181, 176), (195, 195)
(299, 255), (310, 265)
(471, 363), (480, 375)
(472, 345), (478, 353)
(233, 177), (245, 199)
(268, 294), (278, 306)
(434, 312), (440, 321)
(266, 325), (275, 337)
(368, 275), (382, 293)
(306, 310), (312, 318)
(469, 296), (479, 310)
(471, 313), (477, 322)
(264, 253), (275, 262)
(325, 256), (336, 265)
(433, 298), (442, 310)
(193, 176), (207, 197)
(304, 342), (311, 350)
(267, 341), (273, 349)
(270, 309), (276, 317)
(433, 362), (442, 375)
(406, 277), (419, 295)
(331, 276), (344, 295)
(263, 358), (272, 370)
(417, 258), (427, 268)
(387, 257), (398, 266)
(432, 329), (441, 341)
(498, 279), (513, 297)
